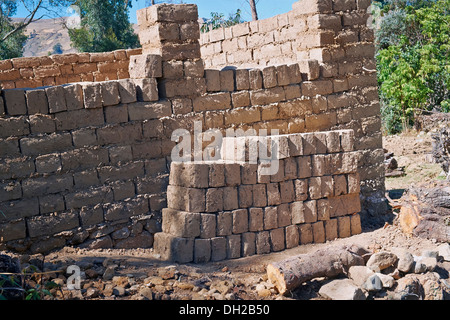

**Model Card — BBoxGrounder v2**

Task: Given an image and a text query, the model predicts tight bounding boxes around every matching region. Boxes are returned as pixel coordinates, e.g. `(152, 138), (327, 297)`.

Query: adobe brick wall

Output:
(0, 1), (386, 255)
(155, 131), (363, 263)
(0, 48), (142, 90)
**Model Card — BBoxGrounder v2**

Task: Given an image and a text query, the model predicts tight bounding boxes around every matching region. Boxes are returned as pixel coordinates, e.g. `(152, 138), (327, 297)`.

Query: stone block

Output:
(334, 174), (347, 196)
(285, 225), (299, 249)
(347, 173), (360, 194)
(128, 54), (162, 79)
(194, 238), (211, 263)
(249, 207), (264, 232)
(211, 237), (227, 261)
(241, 163), (257, 185)
(304, 200), (317, 223)
(278, 203), (291, 227)
(294, 179), (308, 201)
(241, 232), (256, 257)
(217, 211), (233, 236)
(266, 182), (281, 206)
(208, 163), (225, 187)
(184, 187), (206, 212)
(317, 198), (330, 221)
(256, 231), (270, 254)
(279, 180), (295, 204)
(162, 208), (200, 237)
(324, 218), (338, 241)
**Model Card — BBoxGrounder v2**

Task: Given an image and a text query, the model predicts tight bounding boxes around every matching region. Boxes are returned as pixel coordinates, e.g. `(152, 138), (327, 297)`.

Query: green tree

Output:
(375, 0), (450, 134)
(67, 0), (140, 53)
(0, 1), (27, 59)
(201, 9), (244, 33)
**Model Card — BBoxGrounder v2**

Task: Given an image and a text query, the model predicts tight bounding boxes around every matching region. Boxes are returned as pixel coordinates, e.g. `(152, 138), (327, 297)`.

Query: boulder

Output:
(348, 266), (374, 286)
(318, 279), (367, 300)
(366, 251), (398, 272)
(438, 243), (450, 261)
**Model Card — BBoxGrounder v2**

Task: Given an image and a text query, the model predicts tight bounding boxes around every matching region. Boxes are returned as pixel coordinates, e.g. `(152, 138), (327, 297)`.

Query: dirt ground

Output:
(2, 130), (449, 301)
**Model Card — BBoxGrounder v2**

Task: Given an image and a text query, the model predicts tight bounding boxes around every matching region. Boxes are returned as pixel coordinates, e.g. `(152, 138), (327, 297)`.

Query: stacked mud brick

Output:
(154, 130), (362, 263)
(0, 49), (142, 90)
(0, 1), (385, 255)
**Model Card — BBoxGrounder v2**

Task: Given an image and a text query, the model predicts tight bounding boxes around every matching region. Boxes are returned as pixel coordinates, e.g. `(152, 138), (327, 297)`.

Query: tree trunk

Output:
(267, 245), (367, 295)
(248, 0), (259, 21)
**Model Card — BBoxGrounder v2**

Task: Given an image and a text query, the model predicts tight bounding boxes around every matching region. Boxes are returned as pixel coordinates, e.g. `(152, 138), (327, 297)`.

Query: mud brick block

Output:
(208, 163), (225, 187)
(263, 206), (278, 230)
(297, 156), (312, 179)
(219, 69), (235, 92)
(296, 224), (312, 246)
(326, 131), (341, 153)
(27, 211), (79, 238)
(193, 92), (231, 112)
(117, 79), (137, 104)
(302, 133), (316, 155)
(205, 69), (220, 92)
(339, 130), (354, 152)
(347, 173), (360, 194)
(315, 133), (328, 154)
(350, 213), (362, 235)
(206, 188), (224, 212)
(270, 159), (285, 183)
(217, 211), (232, 236)
(240, 232), (255, 257)
(133, 78), (158, 102)
(0, 181), (21, 202)
(167, 185), (185, 210)
(266, 182), (281, 206)
(333, 175), (347, 196)
(250, 87), (286, 106)
(321, 176), (333, 197)
(223, 162), (240, 186)
(184, 187), (206, 212)
(290, 201), (304, 224)
(128, 54), (162, 79)
(200, 213), (216, 239)
(26, 89), (49, 114)
(304, 200), (317, 223)
(104, 104), (128, 124)
(270, 228), (285, 252)
(256, 231), (270, 254)
(73, 169), (99, 189)
(283, 158), (297, 181)
(184, 162), (209, 188)
(100, 81), (120, 107)
(276, 65), (290, 86)
(104, 197), (149, 221)
(3, 89), (27, 115)
(66, 186), (113, 210)
(248, 69), (263, 90)
(240, 163), (256, 185)
(35, 153), (61, 173)
(154, 233), (193, 263)
(97, 160), (144, 183)
(287, 134), (303, 157)
(340, 152), (359, 174)
(294, 179), (308, 201)
(72, 128), (97, 147)
(20, 132), (73, 156)
(209, 237), (226, 261)
(312, 221), (325, 243)
(194, 238), (211, 263)
(79, 205), (103, 226)
(236, 69), (250, 90)
(82, 83), (103, 109)
(249, 207), (264, 232)
(279, 180), (294, 204)
(298, 59), (319, 81)
(317, 199), (330, 221)
(62, 84), (83, 111)
(337, 216), (351, 238)
(226, 234), (241, 259)
(238, 185), (253, 208)
(223, 187), (238, 211)
(232, 209), (248, 234)
(262, 66), (277, 88)
(257, 162), (271, 183)
(308, 177), (322, 200)
(311, 154), (327, 177)
(111, 180), (135, 201)
(0, 138), (19, 157)
(162, 208), (200, 237)
(277, 203), (291, 227)
(0, 219), (26, 242)
(287, 63), (302, 84)
(0, 117), (29, 138)
(128, 100), (171, 120)
(252, 184), (267, 208)
(324, 218), (338, 241)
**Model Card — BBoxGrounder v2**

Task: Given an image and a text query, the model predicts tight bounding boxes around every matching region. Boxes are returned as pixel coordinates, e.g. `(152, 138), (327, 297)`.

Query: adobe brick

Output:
(2, 89), (27, 116)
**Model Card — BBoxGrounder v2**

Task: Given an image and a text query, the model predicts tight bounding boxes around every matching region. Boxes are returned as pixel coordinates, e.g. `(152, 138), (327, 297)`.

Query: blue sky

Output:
(13, 0), (297, 24)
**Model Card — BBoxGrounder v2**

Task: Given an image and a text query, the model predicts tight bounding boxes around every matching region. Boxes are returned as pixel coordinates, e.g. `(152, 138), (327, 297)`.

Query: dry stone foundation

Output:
(0, 0), (386, 258)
